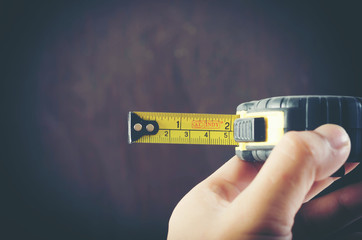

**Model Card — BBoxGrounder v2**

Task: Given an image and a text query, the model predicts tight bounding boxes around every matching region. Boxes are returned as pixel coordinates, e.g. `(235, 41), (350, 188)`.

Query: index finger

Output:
(204, 155), (263, 202)
(225, 124), (351, 235)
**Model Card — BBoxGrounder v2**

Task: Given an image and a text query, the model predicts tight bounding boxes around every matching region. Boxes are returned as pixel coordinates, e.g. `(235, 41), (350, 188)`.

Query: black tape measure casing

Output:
(236, 96), (362, 162)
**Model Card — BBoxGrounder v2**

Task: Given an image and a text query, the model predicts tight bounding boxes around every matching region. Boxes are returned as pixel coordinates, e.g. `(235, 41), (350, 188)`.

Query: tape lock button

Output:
(234, 117), (266, 142)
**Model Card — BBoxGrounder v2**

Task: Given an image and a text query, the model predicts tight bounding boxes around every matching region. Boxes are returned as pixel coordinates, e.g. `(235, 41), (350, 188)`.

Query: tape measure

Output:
(128, 96), (362, 162)
(128, 112), (239, 145)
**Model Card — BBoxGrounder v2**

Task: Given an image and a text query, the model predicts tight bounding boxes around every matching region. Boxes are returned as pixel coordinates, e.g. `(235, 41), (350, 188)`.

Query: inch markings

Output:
(132, 111), (238, 145)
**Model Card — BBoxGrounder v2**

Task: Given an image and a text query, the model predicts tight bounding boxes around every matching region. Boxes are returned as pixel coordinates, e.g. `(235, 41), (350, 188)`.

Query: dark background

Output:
(2, 1), (362, 239)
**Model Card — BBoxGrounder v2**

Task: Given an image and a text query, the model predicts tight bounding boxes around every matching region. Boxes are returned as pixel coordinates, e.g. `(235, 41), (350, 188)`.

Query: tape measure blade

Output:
(129, 111), (239, 146)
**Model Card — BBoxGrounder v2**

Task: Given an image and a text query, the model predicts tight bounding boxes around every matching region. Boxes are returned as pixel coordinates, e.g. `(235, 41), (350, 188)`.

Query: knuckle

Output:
(282, 131), (327, 164)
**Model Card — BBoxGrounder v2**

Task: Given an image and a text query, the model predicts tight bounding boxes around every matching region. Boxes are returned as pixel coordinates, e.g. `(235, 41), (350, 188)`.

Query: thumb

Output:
(224, 124), (351, 237)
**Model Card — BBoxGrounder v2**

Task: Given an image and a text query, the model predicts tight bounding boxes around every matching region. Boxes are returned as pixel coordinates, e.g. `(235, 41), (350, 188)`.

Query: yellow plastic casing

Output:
(235, 110), (285, 152)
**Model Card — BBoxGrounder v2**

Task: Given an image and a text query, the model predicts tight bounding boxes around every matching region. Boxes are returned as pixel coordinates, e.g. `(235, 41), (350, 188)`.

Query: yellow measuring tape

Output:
(129, 112), (239, 145)
(128, 96), (362, 162)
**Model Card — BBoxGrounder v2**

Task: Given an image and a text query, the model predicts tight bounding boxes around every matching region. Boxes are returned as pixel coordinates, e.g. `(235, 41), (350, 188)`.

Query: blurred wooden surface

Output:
(3, 1), (362, 239)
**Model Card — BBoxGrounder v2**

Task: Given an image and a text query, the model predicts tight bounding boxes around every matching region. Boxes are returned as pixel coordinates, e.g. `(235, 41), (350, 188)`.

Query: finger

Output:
(203, 153), (358, 204)
(304, 163), (360, 202)
(203, 155), (263, 202)
(345, 163), (360, 174)
(294, 181), (362, 239)
(225, 124), (351, 235)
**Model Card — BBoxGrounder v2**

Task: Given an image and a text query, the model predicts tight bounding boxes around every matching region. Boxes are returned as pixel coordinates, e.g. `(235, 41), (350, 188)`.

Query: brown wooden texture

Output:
(3, 1), (362, 239)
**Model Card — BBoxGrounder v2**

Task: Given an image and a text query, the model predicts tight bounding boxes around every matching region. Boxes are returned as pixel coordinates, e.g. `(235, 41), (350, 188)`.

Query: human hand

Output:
(168, 124), (362, 240)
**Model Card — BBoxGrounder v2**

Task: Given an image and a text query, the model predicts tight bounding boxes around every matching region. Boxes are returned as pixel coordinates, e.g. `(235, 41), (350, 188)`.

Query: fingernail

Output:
(328, 127), (350, 150)
(331, 165), (345, 177)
